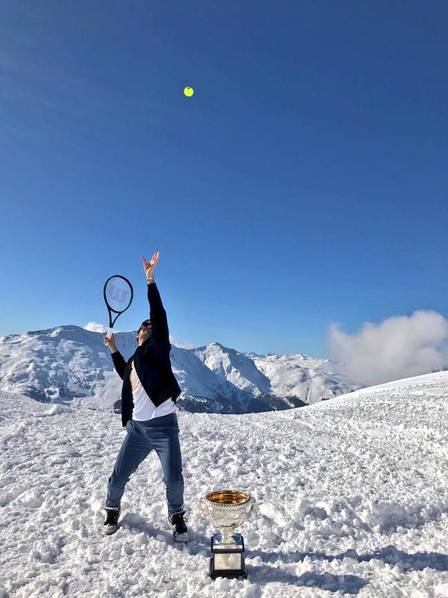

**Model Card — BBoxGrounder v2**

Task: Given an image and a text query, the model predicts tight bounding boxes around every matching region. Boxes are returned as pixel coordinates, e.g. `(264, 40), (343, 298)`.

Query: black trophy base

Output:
(209, 533), (247, 580)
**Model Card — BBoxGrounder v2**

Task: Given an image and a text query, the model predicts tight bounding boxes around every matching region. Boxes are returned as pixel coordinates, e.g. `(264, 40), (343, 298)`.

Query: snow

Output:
(1, 371), (448, 596)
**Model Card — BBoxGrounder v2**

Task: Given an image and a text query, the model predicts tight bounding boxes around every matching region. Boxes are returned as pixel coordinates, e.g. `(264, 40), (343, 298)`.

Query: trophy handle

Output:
(247, 496), (257, 516)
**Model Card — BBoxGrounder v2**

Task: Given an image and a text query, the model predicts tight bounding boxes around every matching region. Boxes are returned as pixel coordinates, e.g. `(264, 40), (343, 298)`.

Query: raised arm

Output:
(141, 250), (169, 344)
(147, 281), (169, 343)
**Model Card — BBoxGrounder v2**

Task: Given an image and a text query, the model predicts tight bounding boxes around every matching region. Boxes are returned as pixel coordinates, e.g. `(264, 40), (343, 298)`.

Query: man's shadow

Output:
(249, 544), (448, 572)
(241, 544), (448, 592)
(246, 566), (367, 594)
(245, 542), (448, 593)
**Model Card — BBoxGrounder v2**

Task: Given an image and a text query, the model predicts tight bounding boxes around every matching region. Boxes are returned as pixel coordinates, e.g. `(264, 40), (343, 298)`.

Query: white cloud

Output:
(84, 322), (109, 333)
(326, 310), (448, 386)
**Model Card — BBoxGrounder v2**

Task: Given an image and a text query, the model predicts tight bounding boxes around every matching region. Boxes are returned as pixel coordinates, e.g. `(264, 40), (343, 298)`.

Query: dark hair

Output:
(137, 319), (152, 333)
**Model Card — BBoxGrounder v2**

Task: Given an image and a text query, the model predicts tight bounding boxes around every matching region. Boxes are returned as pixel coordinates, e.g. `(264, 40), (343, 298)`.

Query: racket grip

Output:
(106, 327), (114, 339)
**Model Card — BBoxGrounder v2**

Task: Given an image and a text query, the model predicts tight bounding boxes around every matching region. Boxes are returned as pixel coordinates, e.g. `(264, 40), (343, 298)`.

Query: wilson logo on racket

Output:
(103, 275), (134, 338)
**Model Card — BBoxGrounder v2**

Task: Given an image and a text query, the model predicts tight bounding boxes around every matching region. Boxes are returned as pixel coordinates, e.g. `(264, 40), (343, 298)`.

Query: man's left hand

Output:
(141, 251), (160, 280)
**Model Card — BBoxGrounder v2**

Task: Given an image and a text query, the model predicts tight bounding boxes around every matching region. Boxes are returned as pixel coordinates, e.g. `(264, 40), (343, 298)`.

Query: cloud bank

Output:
(327, 310), (448, 386)
(84, 322), (108, 333)
(169, 336), (194, 349)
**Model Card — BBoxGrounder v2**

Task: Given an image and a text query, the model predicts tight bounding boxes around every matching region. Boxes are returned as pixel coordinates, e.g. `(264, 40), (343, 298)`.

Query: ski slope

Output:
(1, 371), (448, 597)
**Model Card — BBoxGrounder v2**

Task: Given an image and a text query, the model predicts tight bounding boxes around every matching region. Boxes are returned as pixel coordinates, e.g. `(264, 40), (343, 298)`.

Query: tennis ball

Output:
(184, 86), (194, 97)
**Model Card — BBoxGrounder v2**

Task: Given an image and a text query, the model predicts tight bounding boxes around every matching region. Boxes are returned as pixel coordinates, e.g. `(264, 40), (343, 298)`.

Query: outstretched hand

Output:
(141, 251), (160, 280)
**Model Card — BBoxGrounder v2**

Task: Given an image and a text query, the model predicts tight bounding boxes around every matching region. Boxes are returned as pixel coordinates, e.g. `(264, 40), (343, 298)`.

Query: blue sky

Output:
(1, 1), (447, 357)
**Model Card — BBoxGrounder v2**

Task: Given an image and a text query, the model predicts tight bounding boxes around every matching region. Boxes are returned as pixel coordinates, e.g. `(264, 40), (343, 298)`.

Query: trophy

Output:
(199, 489), (256, 579)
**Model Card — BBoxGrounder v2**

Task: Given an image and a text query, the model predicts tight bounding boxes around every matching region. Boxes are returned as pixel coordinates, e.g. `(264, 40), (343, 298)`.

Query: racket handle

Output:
(106, 327), (114, 339)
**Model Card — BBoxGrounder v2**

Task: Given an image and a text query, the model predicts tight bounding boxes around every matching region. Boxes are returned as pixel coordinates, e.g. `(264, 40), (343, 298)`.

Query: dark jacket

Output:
(111, 281), (182, 427)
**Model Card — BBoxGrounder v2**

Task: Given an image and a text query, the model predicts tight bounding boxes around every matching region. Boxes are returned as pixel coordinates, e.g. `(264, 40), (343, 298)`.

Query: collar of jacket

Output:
(136, 336), (154, 352)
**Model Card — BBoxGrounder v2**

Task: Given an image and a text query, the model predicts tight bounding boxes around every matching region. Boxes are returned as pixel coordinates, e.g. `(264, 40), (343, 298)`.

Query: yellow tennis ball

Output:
(184, 86), (194, 97)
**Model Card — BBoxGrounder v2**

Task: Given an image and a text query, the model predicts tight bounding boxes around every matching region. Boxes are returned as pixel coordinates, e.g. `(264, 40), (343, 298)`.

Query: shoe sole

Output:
(173, 532), (189, 542)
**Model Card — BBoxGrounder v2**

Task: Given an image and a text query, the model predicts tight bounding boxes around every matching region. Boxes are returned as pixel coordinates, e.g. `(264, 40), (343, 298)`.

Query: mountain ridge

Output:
(0, 325), (360, 413)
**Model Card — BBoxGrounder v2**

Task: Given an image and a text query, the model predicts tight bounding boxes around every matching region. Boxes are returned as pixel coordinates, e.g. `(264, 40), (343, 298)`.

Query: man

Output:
(102, 251), (188, 541)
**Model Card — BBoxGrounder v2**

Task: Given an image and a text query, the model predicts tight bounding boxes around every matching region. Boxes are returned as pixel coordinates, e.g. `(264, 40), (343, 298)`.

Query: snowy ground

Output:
(1, 371), (448, 597)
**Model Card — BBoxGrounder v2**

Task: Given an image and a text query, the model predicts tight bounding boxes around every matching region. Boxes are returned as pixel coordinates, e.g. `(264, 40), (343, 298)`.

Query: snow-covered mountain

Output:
(0, 325), (359, 413)
(1, 370), (447, 596)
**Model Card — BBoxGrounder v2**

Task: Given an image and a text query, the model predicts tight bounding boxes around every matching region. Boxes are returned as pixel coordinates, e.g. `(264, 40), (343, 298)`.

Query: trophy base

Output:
(209, 560), (247, 580)
(209, 533), (247, 580)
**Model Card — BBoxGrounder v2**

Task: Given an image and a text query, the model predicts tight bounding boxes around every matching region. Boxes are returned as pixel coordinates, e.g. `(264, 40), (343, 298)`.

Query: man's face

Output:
(136, 321), (152, 345)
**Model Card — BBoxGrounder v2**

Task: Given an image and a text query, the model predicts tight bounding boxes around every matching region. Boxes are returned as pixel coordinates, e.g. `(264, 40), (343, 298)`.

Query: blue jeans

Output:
(106, 413), (184, 515)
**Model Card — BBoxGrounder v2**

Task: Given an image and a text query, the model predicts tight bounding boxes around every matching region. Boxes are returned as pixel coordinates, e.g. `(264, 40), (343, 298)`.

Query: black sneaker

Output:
(169, 510), (189, 542)
(104, 507), (120, 535)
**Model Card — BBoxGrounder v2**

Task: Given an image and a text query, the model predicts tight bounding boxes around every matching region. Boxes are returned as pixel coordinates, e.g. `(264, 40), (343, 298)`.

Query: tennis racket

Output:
(103, 275), (134, 339)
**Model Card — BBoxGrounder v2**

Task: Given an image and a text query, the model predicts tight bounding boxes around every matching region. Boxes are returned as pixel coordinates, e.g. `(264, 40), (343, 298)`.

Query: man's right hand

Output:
(104, 333), (117, 353)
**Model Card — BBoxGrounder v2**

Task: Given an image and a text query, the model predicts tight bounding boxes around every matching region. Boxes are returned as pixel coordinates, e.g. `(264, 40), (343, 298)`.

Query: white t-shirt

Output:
(130, 360), (176, 421)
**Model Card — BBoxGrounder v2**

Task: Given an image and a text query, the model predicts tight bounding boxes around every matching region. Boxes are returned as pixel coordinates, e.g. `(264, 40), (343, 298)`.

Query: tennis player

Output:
(102, 251), (188, 541)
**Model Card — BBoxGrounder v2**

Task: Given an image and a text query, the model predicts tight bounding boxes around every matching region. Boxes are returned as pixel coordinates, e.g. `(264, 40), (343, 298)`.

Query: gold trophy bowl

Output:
(199, 489), (256, 579)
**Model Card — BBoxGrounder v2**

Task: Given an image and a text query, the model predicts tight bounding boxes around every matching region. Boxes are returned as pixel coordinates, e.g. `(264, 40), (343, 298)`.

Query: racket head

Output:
(103, 275), (134, 328)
